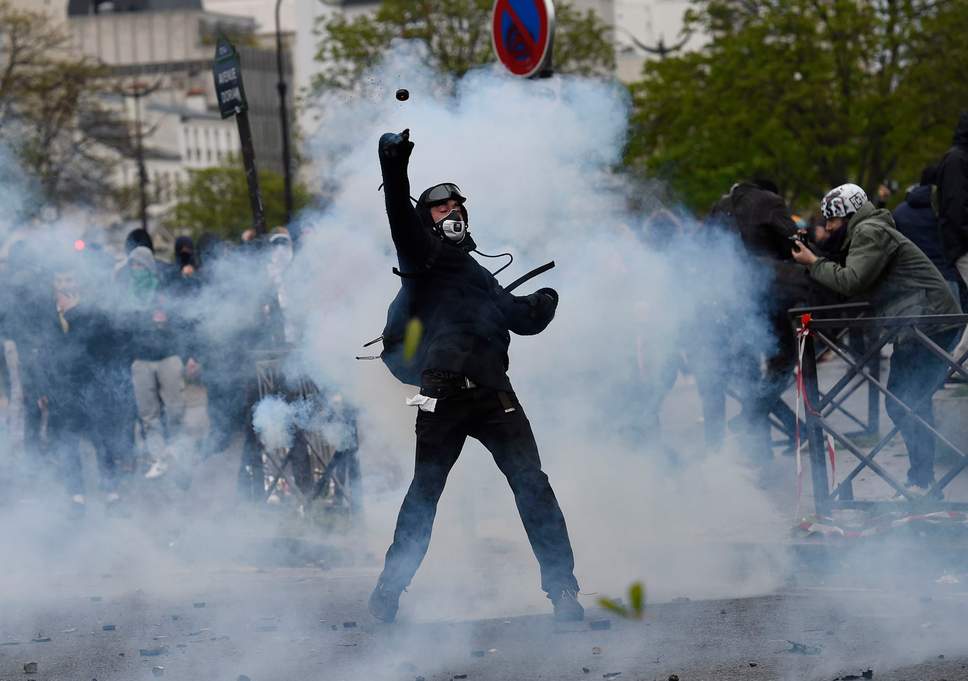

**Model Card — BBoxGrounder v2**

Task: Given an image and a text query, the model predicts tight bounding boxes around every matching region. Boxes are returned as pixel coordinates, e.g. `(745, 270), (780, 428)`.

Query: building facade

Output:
(63, 0), (295, 231)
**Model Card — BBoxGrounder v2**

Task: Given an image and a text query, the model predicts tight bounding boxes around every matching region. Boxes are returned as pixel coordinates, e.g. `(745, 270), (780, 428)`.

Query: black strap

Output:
(504, 261), (556, 293)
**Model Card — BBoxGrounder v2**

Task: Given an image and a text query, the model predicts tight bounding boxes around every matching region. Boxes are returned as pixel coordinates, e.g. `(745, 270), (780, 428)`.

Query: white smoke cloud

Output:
(282, 43), (788, 620)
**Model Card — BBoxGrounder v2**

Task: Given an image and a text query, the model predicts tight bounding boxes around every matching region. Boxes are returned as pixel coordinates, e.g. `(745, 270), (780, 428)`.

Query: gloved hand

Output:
(536, 287), (559, 307)
(524, 287), (558, 322)
(378, 129), (414, 166)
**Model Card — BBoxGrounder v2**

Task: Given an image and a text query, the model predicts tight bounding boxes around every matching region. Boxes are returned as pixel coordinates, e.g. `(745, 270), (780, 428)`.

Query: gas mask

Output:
(437, 210), (468, 243)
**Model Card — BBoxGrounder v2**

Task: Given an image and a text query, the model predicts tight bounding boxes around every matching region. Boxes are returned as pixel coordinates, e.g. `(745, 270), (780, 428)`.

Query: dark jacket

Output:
(115, 271), (187, 362)
(712, 183), (798, 260)
(809, 202), (961, 339)
(710, 183), (817, 371)
(378, 133), (557, 390)
(938, 112), (968, 264)
(893, 184), (960, 282)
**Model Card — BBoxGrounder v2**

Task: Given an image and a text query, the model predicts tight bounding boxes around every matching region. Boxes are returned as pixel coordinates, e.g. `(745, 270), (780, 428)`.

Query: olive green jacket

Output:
(809, 202), (961, 332)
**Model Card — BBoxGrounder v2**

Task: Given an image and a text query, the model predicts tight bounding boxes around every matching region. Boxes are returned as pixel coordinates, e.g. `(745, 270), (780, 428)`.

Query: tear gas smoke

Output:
(0, 39), (965, 681)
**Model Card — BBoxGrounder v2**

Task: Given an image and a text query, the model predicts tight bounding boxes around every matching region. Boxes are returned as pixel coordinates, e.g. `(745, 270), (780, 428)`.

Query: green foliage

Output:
(166, 164), (311, 240)
(598, 581), (646, 620)
(312, 0), (615, 91)
(626, 0), (968, 212)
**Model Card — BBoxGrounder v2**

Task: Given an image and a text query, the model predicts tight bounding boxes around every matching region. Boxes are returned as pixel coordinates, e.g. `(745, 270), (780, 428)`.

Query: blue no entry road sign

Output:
(491, 0), (555, 78)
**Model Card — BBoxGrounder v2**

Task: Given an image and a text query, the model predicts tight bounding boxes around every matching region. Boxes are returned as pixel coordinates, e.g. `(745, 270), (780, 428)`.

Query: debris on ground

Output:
(23, 662), (38, 673)
(415, 677), (426, 681)
(453, 675), (468, 680)
(188, 629), (209, 636)
(31, 636), (51, 643)
(343, 621), (357, 629)
(139, 646), (168, 656)
(1, 641), (20, 646)
(832, 669), (873, 680)
(603, 673), (621, 678)
(151, 665), (165, 677)
(590, 619), (611, 631)
(787, 640), (822, 655)
(582, 668), (590, 674)
(102, 625), (116, 631)
(669, 675), (679, 681)
(62, 628), (77, 633)
(749, 662), (758, 667)
(720, 609), (727, 615)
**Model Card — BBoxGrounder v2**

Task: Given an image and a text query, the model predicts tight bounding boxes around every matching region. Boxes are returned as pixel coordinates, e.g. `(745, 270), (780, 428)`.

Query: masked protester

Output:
(1, 242), (51, 467)
(118, 247), (189, 481)
(703, 182), (814, 462)
(792, 183), (962, 491)
(367, 129), (582, 623)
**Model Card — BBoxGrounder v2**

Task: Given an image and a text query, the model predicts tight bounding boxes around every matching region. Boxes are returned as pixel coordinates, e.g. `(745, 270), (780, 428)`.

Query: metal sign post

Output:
(491, 0), (556, 78)
(213, 35), (267, 236)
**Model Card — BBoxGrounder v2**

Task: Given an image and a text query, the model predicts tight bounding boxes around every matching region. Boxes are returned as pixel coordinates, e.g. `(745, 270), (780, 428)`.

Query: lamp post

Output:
(275, 0), (293, 225)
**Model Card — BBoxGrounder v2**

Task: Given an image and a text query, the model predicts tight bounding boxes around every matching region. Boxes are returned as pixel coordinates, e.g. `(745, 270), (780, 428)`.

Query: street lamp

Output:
(275, 0), (293, 225)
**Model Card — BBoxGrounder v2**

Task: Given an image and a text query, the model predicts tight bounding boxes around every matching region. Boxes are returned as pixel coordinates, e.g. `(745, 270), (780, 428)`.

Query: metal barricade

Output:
(253, 351), (361, 517)
(791, 308), (968, 516)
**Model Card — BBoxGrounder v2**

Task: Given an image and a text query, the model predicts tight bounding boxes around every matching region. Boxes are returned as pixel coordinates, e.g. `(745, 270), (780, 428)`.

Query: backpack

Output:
(378, 280), (426, 386)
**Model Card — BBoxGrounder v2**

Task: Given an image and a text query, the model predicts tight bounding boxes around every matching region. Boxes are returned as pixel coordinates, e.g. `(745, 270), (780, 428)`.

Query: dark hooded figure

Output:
(938, 112), (968, 361)
(124, 228), (154, 255)
(1, 241), (54, 465)
(368, 129), (582, 624)
(705, 182), (816, 462)
(894, 165), (964, 303)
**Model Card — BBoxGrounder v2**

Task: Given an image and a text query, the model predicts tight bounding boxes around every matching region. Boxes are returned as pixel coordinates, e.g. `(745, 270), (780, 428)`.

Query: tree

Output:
(166, 164), (311, 240)
(625, 0), (968, 212)
(312, 0), (615, 92)
(0, 1), (117, 214)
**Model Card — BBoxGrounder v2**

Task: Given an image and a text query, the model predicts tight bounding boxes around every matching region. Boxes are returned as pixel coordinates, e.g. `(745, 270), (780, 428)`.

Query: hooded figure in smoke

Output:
(706, 181), (815, 461)
(368, 129), (583, 623)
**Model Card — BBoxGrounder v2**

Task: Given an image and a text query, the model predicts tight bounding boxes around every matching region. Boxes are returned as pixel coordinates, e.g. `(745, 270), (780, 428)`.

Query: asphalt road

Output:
(2, 355), (968, 681)
(2, 554), (967, 681)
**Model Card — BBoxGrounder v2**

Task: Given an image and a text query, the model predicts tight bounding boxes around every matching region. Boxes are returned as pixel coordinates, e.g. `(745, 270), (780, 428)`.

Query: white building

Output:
(59, 0), (295, 232)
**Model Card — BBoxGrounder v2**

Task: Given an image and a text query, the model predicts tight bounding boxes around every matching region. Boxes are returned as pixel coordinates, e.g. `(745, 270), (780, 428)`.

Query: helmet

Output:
(821, 183), (868, 220)
(416, 182), (469, 231)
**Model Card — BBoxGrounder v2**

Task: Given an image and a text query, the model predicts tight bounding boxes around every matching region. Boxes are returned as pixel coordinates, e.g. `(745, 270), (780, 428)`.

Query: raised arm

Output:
(378, 130), (437, 264)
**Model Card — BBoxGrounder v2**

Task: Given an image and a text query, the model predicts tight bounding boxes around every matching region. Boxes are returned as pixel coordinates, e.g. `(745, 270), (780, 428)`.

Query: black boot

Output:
(368, 580), (403, 622)
(550, 588), (584, 622)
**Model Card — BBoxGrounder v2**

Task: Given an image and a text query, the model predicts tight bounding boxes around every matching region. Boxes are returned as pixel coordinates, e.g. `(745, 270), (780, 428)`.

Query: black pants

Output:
(886, 329), (959, 488)
(379, 387), (579, 596)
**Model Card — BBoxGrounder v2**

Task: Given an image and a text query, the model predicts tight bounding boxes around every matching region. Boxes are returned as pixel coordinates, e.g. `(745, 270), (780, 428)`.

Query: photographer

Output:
(792, 183), (961, 492)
